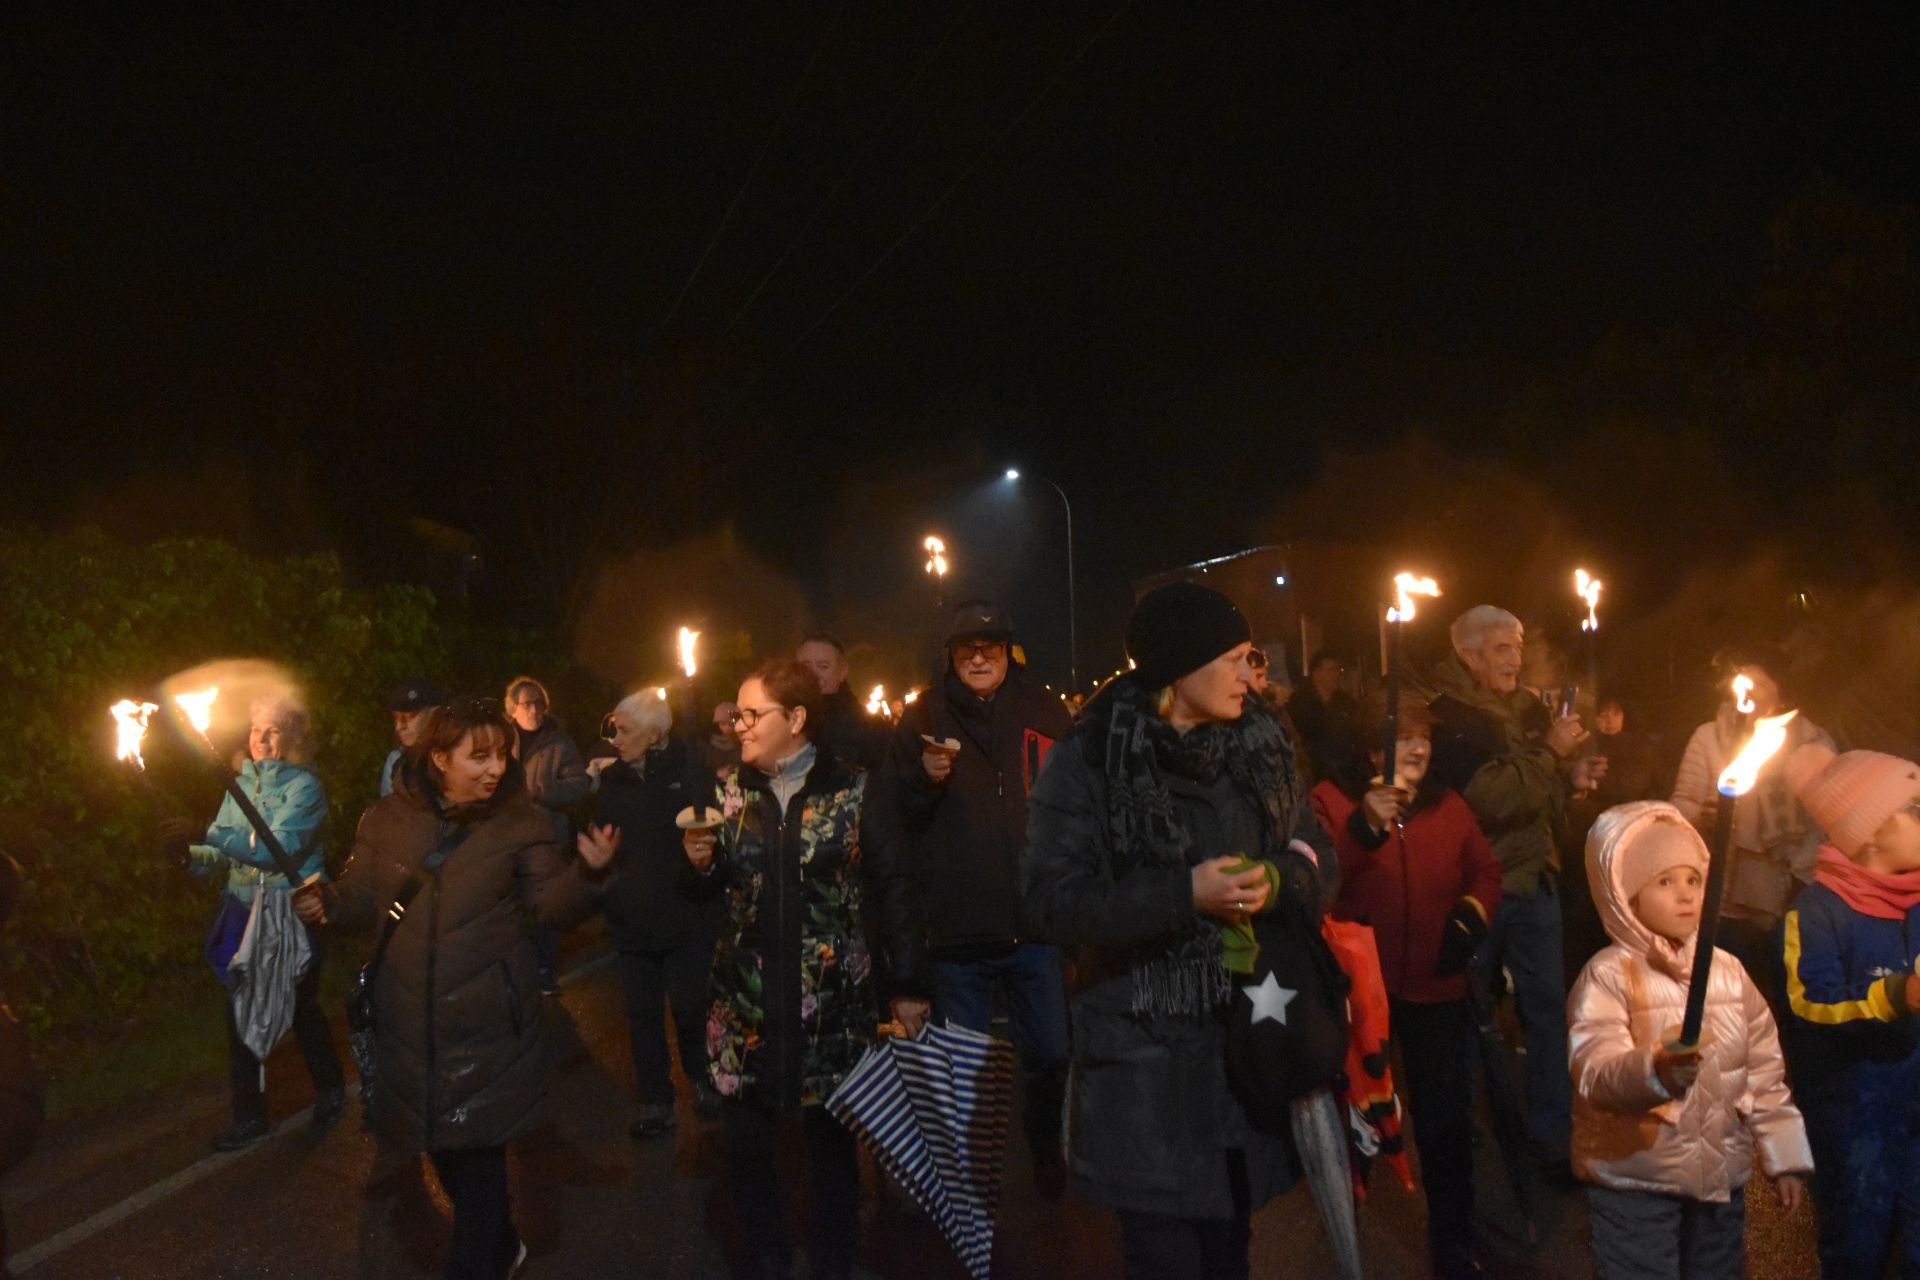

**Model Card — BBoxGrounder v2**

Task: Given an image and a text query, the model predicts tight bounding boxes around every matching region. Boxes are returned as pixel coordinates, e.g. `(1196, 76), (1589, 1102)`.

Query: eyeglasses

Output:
(729, 705), (788, 729)
(600, 714), (619, 742)
(1247, 648), (1269, 671)
(951, 642), (1007, 662)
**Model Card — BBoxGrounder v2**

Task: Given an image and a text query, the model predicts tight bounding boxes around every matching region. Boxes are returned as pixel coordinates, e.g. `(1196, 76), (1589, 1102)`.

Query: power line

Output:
(725, 1), (1135, 415)
(725, 3), (980, 333)
(655, 1), (853, 335)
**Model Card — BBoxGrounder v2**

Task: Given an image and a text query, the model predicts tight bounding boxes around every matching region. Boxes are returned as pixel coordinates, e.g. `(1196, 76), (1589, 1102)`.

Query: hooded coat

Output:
(1568, 802), (1812, 1201)
(1022, 675), (1334, 1219)
(327, 760), (605, 1151)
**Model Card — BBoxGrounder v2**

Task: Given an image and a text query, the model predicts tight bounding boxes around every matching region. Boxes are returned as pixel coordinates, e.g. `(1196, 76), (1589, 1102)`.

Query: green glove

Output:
(1217, 855), (1279, 975)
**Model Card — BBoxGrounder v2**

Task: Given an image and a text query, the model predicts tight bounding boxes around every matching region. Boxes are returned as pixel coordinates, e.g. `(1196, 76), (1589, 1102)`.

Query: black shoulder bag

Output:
(345, 824), (469, 1117)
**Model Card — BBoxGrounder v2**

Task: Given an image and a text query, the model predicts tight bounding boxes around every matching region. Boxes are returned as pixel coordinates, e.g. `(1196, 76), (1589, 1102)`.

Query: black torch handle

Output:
(215, 773), (310, 887)
(1382, 620), (1402, 788)
(1678, 790), (1738, 1047)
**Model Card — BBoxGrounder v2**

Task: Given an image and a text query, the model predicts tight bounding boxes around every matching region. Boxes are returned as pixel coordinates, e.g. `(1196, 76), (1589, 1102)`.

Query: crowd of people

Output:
(8, 583), (1920, 1280)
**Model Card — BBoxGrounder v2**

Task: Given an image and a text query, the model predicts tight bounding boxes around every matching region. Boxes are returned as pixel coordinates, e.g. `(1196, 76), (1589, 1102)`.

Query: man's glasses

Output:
(1247, 647), (1269, 671)
(729, 705), (788, 729)
(951, 642), (1007, 662)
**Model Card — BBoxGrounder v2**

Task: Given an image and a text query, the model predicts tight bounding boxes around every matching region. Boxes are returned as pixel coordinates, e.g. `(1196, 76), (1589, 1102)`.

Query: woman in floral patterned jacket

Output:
(681, 657), (928, 1280)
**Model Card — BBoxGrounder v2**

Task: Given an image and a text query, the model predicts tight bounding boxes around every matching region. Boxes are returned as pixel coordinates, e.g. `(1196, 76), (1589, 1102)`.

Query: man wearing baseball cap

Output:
(379, 679), (447, 796)
(888, 599), (1075, 1196)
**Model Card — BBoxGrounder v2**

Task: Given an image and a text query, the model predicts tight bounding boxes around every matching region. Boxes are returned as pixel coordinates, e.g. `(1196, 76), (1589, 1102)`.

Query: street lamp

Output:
(1004, 468), (1077, 690)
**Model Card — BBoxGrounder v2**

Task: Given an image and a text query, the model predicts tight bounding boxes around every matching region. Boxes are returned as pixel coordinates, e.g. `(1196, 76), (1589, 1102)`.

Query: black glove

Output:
(157, 817), (198, 867)
(1434, 899), (1489, 977)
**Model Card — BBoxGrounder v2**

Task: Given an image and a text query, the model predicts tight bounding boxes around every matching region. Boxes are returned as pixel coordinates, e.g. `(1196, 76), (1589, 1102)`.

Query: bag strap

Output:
(362, 822), (472, 979)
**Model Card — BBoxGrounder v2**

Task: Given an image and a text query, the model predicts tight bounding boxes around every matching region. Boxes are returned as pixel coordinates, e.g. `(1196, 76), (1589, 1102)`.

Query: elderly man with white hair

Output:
(590, 688), (724, 1138)
(1428, 605), (1607, 1174)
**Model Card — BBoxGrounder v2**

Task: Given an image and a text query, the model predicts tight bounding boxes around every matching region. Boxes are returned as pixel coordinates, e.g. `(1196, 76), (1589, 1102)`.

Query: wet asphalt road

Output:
(3, 948), (1821, 1278)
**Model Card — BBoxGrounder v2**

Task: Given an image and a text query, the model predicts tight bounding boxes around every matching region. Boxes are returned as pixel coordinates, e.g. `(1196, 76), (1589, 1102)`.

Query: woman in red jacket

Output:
(1311, 697), (1501, 1280)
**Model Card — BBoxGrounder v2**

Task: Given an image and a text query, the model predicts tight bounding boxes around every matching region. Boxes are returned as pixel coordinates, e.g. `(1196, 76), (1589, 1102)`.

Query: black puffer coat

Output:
(593, 740), (722, 953)
(888, 665), (1073, 957)
(329, 762), (605, 1151)
(1023, 676), (1333, 1219)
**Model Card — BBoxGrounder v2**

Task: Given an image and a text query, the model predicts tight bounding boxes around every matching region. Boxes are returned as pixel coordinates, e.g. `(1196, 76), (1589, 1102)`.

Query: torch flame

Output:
(923, 535), (949, 578)
(1731, 673), (1755, 715)
(174, 686), (219, 735)
(903, 689), (920, 705)
(112, 699), (160, 768)
(866, 685), (888, 717)
(677, 628), (699, 680)
(1387, 572), (1442, 623)
(1576, 568), (1603, 633)
(1717, 710), (1797, 798)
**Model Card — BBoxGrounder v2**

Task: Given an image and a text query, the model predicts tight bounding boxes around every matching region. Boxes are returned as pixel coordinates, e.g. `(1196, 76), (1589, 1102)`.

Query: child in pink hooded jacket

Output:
(1569, 801), (1812, 1279)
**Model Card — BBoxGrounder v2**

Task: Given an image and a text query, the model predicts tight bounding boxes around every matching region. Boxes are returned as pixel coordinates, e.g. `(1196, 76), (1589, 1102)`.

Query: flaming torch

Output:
(924, 535), (950, 613)
(866, 685), (889, 719)
(1575, 568), (1603, 712)
(112, 699), (161, 770)
(1383, 572), (1442, 789)
(1676, 708), (1799, 1047)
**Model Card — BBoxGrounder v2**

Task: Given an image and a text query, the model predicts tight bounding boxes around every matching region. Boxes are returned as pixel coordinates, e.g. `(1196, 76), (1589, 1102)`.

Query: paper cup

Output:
(675, 806), (723, 831)
(920, 735), (961, 756)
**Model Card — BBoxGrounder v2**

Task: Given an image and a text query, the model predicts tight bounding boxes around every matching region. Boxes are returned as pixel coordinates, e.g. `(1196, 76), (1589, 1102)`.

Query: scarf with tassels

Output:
(1095, 676), (1305, 1017)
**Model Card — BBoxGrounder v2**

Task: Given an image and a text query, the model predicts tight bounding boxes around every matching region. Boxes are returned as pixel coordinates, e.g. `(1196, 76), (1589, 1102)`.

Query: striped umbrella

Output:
(828, 1021), (1015, 1279)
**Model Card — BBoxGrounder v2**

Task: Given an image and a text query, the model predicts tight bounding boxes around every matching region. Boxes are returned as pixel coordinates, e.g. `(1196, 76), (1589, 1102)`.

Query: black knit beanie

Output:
(1125, 582), (1251, 690)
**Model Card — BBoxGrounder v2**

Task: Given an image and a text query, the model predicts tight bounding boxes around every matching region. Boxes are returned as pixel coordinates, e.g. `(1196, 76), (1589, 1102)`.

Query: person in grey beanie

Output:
(1023, 582), (1335, 1278)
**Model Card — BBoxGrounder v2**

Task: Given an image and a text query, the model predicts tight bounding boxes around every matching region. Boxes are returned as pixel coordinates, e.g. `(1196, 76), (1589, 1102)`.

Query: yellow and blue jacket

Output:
(1777, 881), (1920, 1104)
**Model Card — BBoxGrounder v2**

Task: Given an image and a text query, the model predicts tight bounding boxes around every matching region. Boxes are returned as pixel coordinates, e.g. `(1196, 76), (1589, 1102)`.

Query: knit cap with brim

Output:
(1786, 744), (1920, 858)
(1125, 582), (1252, 690)
(1617, 819), (1708, 903)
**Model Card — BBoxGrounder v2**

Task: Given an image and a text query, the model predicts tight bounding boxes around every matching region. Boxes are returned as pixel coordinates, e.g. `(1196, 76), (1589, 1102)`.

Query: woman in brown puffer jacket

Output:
(299, 698), (616, 1280)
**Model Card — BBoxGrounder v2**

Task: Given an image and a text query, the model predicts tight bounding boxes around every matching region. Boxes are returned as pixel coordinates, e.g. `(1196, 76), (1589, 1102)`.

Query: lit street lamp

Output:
(1005, 468), (1078, 690)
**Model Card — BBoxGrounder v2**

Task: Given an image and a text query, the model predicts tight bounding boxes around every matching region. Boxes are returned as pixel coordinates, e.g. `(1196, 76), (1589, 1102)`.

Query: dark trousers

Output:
(1474, 880), (1571, 1158)
(931, 943), (1071, 1159)
(1807, 1095), (1920, 1278)
(225, 955), (344, 1126)
(616, 944), (711, 1106)
(1392, 997), (1477, 1279)
(429, 1145), (519, 1280)
(1115, 1151), (1252, 1280)
(722, 1100), (860, 1277)
(1587, 1184), (1745, 1280)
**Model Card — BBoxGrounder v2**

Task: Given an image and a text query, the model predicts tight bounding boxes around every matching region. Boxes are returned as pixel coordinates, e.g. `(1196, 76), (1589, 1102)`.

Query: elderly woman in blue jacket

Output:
(185, 696), (345, 1150)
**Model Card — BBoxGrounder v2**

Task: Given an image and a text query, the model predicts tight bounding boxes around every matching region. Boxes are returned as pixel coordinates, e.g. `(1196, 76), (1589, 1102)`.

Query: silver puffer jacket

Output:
(1568, 801), (1813, 1201)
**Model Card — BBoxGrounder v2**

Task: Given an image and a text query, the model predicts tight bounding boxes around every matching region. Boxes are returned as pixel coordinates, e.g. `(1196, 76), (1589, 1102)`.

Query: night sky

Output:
(6, 8), (1917, 687)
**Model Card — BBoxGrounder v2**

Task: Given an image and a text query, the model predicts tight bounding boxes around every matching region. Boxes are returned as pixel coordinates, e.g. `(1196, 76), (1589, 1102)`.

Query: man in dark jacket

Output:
(889, 601), (1076, 1194)
(0, 854), (43, 1280)
(797, 634), (889, 770)
(1288, 652), (1363, 781)
(1427, 605), (1606, 1169)
(508, 676), (590, 994)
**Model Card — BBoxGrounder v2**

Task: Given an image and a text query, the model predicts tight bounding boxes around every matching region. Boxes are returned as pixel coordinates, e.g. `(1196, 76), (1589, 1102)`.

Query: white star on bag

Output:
(1241, 972), (1298, 1026)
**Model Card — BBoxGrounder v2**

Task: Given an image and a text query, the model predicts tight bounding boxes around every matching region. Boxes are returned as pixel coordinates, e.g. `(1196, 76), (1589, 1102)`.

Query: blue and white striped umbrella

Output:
(828, 1021), (1015, 1279)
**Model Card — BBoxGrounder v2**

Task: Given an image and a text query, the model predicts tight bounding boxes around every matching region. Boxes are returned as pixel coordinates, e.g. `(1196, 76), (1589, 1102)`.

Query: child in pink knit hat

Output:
(1777, 743), (1920, 1277)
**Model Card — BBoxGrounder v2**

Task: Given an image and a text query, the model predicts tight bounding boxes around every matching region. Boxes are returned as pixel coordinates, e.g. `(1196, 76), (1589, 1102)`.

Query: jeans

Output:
(1392, 997), (1477, 1278)
(1587, 1185), (1745, 1280)
(1115, 1151), (1252, 1280)
(225, 953), (343, 1126)
(931, 943), (1071, 1158)
(1474, 879), (1571, 1158)
(429, 1145), (519, 1280)
(1806, 1094), (1920, 1278)
(616, 944), (711, 1105)
(722, 1101), (860, 1278)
